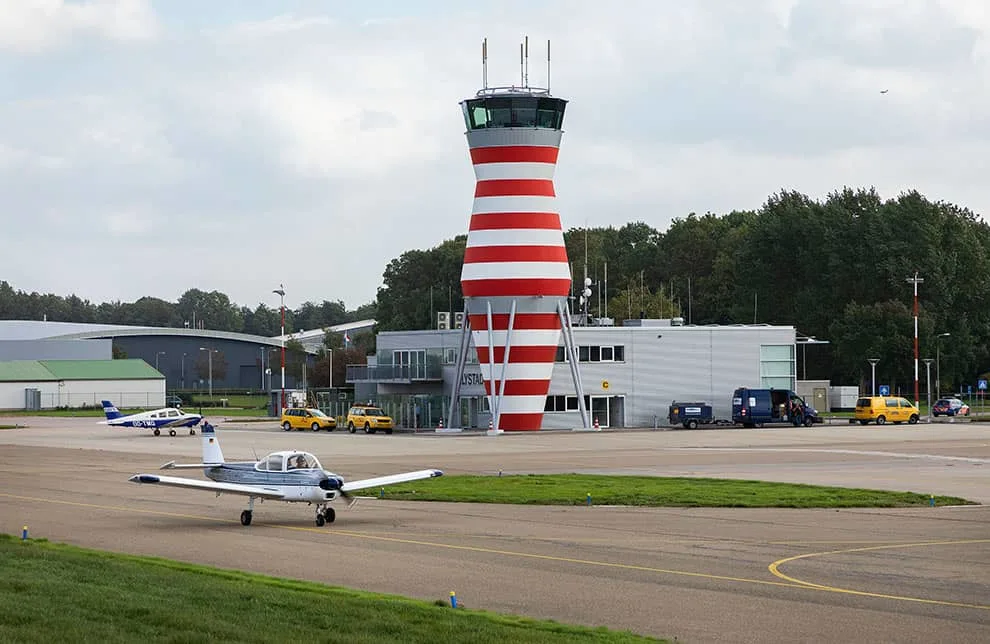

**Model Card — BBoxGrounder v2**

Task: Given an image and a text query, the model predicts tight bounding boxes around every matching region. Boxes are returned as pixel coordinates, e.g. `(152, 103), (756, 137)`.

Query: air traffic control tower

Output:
(453, 39), (589, 432)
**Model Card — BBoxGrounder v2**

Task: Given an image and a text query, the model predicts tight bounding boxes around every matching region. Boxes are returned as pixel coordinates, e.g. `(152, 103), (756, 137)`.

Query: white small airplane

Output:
(129, 422), (444, 526)
(101, 400), (203, 437)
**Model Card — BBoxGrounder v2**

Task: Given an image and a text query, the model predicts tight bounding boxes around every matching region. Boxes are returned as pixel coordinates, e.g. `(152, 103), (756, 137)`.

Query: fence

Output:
(38, 392), (164, 410)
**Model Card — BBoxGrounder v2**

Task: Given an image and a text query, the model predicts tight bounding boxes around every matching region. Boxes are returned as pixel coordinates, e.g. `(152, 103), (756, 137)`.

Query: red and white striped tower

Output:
(459, 42), (571, 431)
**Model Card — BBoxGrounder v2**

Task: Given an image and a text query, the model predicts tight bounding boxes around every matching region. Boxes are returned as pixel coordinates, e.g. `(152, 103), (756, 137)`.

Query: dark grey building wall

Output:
(112, 336), (311, 392)
(0, 339), (110, 361)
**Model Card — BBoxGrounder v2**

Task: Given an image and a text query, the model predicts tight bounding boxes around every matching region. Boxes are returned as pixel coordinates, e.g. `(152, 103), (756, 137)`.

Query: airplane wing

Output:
(340, 469), (443, 493)
(129, 474), (285, 499)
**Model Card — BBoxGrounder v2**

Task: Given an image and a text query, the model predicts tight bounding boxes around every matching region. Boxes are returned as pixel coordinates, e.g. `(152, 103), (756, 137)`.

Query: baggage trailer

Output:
(667, 401), (733, 429)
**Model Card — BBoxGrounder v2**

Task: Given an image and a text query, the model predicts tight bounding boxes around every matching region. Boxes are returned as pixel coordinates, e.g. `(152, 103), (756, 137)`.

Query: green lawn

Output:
(382, 474), (972, 508)
(0, 535), (661, 644)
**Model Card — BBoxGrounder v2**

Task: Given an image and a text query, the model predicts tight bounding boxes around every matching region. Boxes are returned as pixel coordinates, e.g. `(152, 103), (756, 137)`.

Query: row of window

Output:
(556, 345), (626, 363)
(462, 96), (567, 130)
(544, 395), (595, 412)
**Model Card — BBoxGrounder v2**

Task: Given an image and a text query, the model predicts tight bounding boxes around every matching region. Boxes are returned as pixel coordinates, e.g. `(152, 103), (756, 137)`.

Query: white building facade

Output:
(347, 320), (797, 429)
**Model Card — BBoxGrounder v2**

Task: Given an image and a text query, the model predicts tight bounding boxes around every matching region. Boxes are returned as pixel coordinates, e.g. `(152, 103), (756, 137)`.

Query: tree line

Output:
(5, 186), (988, 396)
(374, 187), (990, 396)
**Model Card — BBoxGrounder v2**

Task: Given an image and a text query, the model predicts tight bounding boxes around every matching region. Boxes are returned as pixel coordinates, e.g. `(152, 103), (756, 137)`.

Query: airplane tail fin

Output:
(101, 400), (123, 420)
(201, 421), (224, 464)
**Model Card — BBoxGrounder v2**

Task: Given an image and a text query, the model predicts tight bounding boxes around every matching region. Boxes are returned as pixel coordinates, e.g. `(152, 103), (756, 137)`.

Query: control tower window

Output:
(463, 96), (566, 130)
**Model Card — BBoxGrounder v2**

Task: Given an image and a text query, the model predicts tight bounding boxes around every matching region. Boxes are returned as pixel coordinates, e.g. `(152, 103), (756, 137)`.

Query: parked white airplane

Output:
(101, 400), (203, 437)
(129, 423), (443, 526)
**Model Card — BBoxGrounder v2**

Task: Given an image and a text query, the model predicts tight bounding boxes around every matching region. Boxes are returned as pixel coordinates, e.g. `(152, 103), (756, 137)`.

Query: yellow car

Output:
(281, 408), (337, 432)
(854, 396), (920, 425)
(347, 404), (393, 435)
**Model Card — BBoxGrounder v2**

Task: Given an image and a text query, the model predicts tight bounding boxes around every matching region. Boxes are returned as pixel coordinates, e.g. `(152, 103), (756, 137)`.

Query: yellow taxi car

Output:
(854, 396), (920, 425)
(347, 404), (394, 435)
(280, 407), (337, 432)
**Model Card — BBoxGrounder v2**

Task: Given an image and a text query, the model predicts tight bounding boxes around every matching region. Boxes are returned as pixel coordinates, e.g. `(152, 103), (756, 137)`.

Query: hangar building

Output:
(347, 319), (800, 430)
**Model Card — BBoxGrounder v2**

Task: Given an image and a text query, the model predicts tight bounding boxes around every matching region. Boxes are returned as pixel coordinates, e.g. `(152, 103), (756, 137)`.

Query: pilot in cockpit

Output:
(291, 454), (307, 469)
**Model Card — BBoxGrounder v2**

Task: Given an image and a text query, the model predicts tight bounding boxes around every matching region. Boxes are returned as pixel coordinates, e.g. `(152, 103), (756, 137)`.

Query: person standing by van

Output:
(790, 398), (803, 426)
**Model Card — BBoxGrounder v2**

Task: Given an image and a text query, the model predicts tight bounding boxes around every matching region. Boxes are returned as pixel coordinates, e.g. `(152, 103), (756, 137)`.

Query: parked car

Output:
(854, 396), (920, 425)
(931, 397), (970, 417)
(165, 395), (183, 408)
(347, 404), (394, 434)
(280, 407), (337, 431)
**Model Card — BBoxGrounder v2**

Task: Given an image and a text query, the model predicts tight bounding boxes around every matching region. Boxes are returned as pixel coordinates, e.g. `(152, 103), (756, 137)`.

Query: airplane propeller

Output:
(319, 473), (357, 506)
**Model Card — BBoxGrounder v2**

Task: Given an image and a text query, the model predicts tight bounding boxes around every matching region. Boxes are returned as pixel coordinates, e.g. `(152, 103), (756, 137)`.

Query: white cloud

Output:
(0, 0), (158, 53)
(2, 0), (990, 310)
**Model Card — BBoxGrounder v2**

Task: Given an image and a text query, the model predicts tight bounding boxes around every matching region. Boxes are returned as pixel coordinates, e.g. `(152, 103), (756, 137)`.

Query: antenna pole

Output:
(547, 39), (551, 94)
(482, 38), (488, 89)
(524, 36), (529, 87)
(519, 42), (524, 87)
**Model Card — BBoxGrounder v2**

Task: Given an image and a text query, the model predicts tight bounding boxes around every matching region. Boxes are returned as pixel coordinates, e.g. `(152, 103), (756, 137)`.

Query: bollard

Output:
(498, 469), (502, 477)
(929, 494), (935, 507)
(21, 526), (28, 540)
(586, 492), (592, 506)
(449, 591), (458, 608)
(380, 487), (384, 499)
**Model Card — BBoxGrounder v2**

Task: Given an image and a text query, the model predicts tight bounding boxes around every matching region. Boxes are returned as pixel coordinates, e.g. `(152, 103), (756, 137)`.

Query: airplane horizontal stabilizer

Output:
(160, 460), (250, 470)
(341, 469), (443, 493)
(128, 474), (285, 500)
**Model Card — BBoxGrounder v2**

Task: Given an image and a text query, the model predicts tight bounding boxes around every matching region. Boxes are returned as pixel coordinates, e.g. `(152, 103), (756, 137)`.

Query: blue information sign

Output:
(979, 379), (987, 391)
(878, 385), (890, 396)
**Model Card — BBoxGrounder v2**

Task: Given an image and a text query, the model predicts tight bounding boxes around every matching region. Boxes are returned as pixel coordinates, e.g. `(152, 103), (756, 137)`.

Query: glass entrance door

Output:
(590, 395), (609, 428)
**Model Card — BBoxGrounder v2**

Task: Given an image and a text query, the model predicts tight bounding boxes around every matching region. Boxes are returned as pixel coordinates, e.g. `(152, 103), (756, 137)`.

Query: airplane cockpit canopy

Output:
(257, 451), (322, 472)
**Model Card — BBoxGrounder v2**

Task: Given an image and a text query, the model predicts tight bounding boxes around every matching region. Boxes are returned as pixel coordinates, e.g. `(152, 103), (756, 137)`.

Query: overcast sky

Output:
(2, 0), (988, 312)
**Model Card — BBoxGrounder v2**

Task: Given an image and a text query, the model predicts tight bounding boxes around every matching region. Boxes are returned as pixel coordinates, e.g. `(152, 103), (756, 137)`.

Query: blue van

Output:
(732, 387), (820, 428)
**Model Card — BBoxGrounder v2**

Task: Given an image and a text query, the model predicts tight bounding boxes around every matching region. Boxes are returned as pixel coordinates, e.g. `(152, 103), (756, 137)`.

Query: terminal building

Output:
(347, 318), (800, 430)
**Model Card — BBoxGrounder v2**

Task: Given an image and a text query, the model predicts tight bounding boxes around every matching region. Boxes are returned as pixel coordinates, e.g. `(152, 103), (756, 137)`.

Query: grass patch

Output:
(382, 474), (973, 508)
(0, 535), (660, 644)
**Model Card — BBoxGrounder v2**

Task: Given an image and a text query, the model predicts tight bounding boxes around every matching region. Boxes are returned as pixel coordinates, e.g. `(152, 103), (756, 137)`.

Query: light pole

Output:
(181, 352), (186, 389)
(199, 347), (217, 399)
(923, 358), (934, 421)
(328, 348), (333, 391)
(155, 351), (166, 372)
(906, 272), (924, 404)
(273, 285), (286, 413)
(936, 332), (950, 399)
(868, 358), (880, 396)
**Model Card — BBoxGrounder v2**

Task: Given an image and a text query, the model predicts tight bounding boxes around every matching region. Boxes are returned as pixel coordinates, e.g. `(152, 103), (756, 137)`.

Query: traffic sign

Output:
(878, 385), (890, 396)
(979, 379), (987, 391)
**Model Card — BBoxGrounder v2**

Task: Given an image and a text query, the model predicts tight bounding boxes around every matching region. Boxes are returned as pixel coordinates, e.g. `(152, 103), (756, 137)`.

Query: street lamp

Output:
(155, 351), (166, 372)
(923, 358), (934, 422)
(199, 347), (218, 399)
(273, 285), (286, 413)
(936, 332), (950, 399)
(867, 358), (880, 397)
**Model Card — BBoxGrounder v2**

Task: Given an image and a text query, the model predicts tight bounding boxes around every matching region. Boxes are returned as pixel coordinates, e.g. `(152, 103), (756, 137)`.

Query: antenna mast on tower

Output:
(524, 36), (529, 87)
(547, 39), (551, 94)
(482, 38), (488, 89)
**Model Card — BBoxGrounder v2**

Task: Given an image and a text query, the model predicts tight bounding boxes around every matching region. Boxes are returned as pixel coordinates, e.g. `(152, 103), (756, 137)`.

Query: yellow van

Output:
(854, 396), (920, 425)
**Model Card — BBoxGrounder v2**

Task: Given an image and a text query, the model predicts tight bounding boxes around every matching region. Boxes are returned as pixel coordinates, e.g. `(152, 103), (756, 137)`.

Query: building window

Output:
(760, 344), (795, 390)
(544, 395), (568, 412)
(443, 348), (458, 365)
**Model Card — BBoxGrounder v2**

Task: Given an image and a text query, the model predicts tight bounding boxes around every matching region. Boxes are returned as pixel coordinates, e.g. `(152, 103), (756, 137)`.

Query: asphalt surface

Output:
(1, 417), (988, 643)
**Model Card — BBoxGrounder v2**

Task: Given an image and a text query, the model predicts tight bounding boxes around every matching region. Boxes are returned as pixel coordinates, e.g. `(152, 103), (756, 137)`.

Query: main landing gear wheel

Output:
(169, 429), (177, 437)
(189, 428), (196, 435)
(240, 510), (252, 526)
(153, 428), (161, 436)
